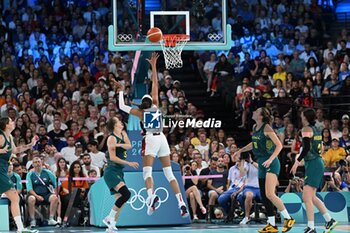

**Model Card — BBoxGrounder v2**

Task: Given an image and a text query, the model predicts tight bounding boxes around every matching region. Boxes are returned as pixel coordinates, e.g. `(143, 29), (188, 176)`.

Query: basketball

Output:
(147, 27), (163, 43)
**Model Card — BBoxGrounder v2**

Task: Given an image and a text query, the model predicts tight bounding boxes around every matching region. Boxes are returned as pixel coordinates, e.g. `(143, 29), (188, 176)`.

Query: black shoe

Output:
(304, 227), (317, 233)
(324, 218), (337, 233)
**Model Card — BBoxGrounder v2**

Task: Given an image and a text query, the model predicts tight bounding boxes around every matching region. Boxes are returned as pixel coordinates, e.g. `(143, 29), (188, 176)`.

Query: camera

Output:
(185, 166), (191, 171)
(339, 159), (347, 167)
(324, 175), (332, 181)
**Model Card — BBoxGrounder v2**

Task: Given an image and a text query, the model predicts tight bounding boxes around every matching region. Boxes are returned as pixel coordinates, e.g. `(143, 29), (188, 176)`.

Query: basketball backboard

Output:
(109, 0), (231, 51)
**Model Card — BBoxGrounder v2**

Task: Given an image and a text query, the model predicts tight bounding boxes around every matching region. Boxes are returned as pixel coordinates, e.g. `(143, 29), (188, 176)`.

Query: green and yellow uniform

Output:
(104, 133), (128, 195)
(0, 131), (14, 193)
(252, 124), (280, 179)
(304, 126), (324, 188)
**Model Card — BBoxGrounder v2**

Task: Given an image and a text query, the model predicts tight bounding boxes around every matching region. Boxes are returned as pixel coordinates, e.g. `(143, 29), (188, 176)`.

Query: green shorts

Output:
(304, 157), (324, 189)
(0, 165), (14, 194)
(258, 157), (280, 179)
(103, 165), (125, 195)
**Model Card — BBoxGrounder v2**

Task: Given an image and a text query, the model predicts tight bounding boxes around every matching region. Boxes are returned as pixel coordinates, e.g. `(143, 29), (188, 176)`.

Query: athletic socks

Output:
(175, 193), (185, 206)
(280, 209), (291, 219)
(323, 213), (332, 222)
(147, 188), (153, 197)
(14, 216), (24, 231)
(109, 209), (118, 219)
(308, 221), (315, 229)
(268, 216), (276, 226)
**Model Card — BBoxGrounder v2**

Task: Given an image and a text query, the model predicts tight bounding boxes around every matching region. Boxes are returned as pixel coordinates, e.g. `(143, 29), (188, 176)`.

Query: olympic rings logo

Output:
(127, 187), (169, 211)
(117, 34), (133, 42)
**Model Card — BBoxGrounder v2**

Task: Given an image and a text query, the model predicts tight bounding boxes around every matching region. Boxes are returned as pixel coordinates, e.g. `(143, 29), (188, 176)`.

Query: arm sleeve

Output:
(297, 137), (311, 162)
(118, 91), (132, 114)
(26, 171), (33, 192)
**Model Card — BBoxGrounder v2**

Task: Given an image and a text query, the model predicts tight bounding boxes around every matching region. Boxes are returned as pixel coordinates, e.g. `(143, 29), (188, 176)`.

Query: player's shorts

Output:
(304, 157), (324, 189)
(104, 165), (125, 195)
(0, 165), (14, 194)
(144, 132), (170, 157)
(258, 157), (280, 179)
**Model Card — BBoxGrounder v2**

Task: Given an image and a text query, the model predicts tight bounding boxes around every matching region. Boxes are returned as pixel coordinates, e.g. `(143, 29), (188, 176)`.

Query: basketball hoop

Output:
(160, 34), (189, 69)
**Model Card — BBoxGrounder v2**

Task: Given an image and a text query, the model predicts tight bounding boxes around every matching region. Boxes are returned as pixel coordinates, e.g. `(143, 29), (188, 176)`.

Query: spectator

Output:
(192, 149), (208, 174)
(341, 114), (350, 129)
(323, 138), (347, 168)
(54, 157), (69, 178)
(26, 157), (59, 227)
(82, 153), (101, 177)
(330, 119), (342, 139)
(60, 135), (77, 165)
(322, 128), (332, 152)
(88, 140), (106, 169)
(207, 157), (228, 209)
(182, 164), (207, 220)
(339, 127), (350, 149)
(59, 160), (89, 219)
(285, 177), (303, 193)
(203, 53), (217, 93)
(217, 152), (244, 216)
(237, 154), (261, 225)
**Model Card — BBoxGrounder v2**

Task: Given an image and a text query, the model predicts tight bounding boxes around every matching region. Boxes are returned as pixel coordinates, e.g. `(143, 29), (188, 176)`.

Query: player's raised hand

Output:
(146, 52), (160, 67)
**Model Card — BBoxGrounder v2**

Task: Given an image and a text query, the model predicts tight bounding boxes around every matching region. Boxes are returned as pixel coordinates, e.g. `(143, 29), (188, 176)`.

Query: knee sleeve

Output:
(115, 186), (131, 208)
(143, 166), (152, 181)
(163, 166), (176, 182)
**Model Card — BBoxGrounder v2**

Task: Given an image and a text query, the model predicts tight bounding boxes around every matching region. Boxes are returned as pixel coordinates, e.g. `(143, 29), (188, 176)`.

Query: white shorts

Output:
(144, 132), (170, 158)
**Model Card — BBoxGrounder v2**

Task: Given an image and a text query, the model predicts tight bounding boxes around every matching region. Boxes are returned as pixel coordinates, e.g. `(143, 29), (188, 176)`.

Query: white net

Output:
(159, 34), (189, 69)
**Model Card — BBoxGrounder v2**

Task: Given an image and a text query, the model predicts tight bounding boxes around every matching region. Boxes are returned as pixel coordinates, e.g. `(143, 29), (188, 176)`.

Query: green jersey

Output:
(0, 131), (12, 167)
(304, 125), (322, 161)
(252, 123), (275, 161)
(106, 133), (127, 168)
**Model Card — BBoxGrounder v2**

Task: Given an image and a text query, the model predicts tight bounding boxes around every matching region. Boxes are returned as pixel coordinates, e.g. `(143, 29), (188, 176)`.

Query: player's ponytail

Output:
(261, 107), (272, 124)
(106, 117), (117, 132)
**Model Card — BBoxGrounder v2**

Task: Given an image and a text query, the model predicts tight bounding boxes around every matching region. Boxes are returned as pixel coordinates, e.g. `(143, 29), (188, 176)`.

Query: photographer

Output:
(321, 172), (342, 192)
(236, 153), (261, 225)
(182, 164), (207, 220)
(285, 176), (303, 193)
(335, 159), (350, 191)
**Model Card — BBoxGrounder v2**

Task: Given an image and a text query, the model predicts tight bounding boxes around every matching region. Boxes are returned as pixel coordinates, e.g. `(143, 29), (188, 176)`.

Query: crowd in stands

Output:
(0, 0), (349, 229)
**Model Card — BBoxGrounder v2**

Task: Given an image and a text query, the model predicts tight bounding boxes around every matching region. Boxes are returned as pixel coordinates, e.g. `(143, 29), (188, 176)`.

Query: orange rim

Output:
(162, 34), (189, 47)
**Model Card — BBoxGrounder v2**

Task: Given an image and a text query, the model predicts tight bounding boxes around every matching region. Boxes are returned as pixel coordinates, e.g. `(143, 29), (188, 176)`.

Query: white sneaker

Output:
(193, 215), (199, 221)
(240, 217), (250, 225)
(105, 227), (118, 233)
(57, 217), (62, 225)
(146, 194), (159, 216)
(29, 220), (36, 228)
(47, 218), (58, 226)
(17, 228), (39, 233)
(102, 216), (118, 231)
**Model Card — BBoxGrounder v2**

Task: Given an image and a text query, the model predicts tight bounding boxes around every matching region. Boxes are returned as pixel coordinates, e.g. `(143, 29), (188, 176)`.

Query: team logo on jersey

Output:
(143, 111), (161, 129)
